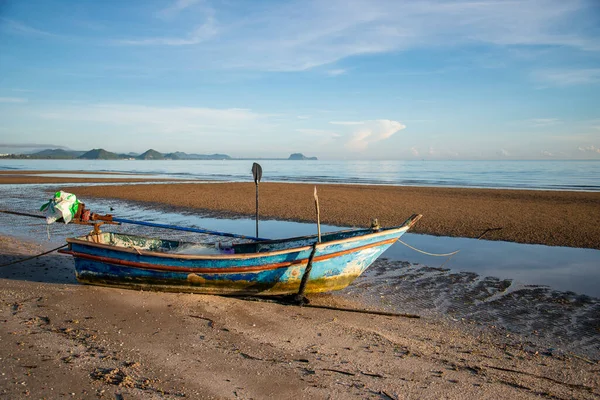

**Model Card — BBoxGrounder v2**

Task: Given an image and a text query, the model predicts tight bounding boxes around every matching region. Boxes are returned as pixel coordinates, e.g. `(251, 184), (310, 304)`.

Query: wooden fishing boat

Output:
(59, 214), (421, 295)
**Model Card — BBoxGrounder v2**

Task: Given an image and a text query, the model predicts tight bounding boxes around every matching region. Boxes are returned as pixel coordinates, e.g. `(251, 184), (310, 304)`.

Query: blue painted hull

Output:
(60, 215), (421, 295)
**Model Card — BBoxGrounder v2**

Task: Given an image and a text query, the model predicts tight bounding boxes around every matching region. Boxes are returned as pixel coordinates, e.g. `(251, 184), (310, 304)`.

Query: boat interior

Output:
(72, 226), (391, 255)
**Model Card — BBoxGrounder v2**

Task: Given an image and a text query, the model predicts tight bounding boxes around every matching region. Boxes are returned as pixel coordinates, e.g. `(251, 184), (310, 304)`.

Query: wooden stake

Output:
(314, 186), (321, 242)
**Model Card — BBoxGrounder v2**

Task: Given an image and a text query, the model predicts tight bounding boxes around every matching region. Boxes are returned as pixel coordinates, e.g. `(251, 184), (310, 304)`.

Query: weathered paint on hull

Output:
(71, 240), (393, 295)
(62, 214), (422, 295)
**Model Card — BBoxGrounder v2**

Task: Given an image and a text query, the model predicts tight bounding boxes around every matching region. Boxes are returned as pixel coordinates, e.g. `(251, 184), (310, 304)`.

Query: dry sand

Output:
(1, 235), (599, 399)
(66, 182), (600, 249)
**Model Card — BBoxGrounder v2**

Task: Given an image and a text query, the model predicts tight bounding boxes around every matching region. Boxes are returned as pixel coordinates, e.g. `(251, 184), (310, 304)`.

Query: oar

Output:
(252, 162), (263, 238)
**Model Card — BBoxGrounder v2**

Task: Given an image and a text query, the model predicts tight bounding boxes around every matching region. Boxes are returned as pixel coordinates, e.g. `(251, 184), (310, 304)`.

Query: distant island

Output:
(288, 153), (318, 160)
(0, 148), (317, 161)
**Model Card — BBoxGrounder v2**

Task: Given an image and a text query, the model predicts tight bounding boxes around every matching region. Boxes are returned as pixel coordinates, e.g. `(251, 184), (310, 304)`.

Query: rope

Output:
(0, 210), (45, 219)
(397, 239), (460, 257)
(0, 244), (68, 268)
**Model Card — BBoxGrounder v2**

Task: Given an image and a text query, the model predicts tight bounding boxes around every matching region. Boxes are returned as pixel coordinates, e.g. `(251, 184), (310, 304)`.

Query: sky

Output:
(0, 0), (599, 160)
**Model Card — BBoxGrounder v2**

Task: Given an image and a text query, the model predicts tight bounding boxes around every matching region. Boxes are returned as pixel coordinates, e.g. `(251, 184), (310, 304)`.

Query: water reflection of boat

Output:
(59, 214), (422, 296)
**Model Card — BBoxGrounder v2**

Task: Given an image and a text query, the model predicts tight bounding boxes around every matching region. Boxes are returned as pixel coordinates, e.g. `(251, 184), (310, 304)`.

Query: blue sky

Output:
(1, 0), (599, 160)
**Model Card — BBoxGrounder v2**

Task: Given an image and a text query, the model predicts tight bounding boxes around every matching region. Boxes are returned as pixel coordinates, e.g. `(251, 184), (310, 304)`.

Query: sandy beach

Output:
(1, 173), (599, 398)
(1, 235), (599, 399)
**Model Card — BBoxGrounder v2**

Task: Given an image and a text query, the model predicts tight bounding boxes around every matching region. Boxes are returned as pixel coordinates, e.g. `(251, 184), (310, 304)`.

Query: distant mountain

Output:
(165, 151), (232, 160)
(164, 152), (184, 160)
(288, 153), (318, 160)
(137, 149), (164, 160)
(30, 149), (85, 159)
(79, 148), (121, 160)
(0, 147), (235, 161)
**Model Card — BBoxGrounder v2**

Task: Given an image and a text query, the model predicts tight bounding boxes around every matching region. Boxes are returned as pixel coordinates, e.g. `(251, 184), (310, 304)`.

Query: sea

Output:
(1, 159), (599, 358)
(1, 159), (599, 191)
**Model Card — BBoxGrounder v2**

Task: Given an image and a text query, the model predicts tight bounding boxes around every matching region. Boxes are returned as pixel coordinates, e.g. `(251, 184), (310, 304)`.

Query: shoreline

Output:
(2, 166), (599, 192)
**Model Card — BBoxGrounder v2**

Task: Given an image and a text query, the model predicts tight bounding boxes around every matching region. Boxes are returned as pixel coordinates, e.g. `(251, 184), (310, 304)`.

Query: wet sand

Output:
(1, 235), (598, 399)
(0, 170), (180, 185)
(65, 182), (600, 249)
(3, 170), (599, 249)
(0, 170), (132, 175)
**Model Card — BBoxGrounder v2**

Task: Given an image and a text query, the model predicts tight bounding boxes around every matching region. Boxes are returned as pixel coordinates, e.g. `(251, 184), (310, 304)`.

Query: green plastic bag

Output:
(40, 191), (80, 224)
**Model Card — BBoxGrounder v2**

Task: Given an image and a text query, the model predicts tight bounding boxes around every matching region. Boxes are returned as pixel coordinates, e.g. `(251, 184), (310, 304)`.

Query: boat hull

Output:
(61, 215), (421, 295)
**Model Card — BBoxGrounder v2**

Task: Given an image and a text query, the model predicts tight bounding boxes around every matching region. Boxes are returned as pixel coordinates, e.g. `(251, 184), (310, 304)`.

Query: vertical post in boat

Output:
(294, 186), (321, 305)
(251, 163), (263, 239)
(314, 186), (321, 243)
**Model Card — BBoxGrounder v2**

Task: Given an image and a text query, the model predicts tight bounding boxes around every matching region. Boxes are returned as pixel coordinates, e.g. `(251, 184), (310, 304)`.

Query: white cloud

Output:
(327, 69), (347, 76)
(426, 146), (460, 159)
(296, 128), (340, 138)
(533, 68), (600, 87)
(528, 118), (561, 127)
(338, 119), (406, 151)
(540, 150), (554, 157)
(110, 0), (599, 71)
(3, 1), (597, 75)
(330, 121), (367, 126)
(410, 147), (419, 156)
(0, 18), (57, 37)
(578, 145), (600, 154)
(498, 148), (510, 157)
(0, 97), (27, 103)
(118, 17), (217, 46)
(118, 0), (217, 46)
(39, 103), (266, 134)
(158, 0), (203, 19)
(28, 102), (282, 154)
(7, 98), (409, 157)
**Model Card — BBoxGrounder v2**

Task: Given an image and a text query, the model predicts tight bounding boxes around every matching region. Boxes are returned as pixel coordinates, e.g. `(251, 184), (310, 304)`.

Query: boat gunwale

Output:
(65, 225), (410, 261)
